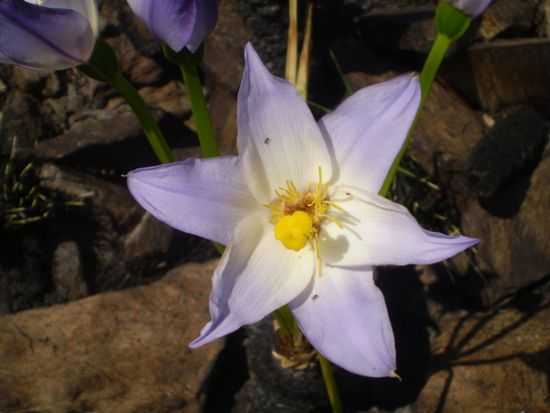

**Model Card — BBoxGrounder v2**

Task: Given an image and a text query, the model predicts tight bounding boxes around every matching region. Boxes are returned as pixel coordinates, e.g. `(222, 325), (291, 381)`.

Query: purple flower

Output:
(126, 0), (218, 53)
(449, 0), (492, 17)
(127, 43), (478, 377)
(0, 0), (98, 70)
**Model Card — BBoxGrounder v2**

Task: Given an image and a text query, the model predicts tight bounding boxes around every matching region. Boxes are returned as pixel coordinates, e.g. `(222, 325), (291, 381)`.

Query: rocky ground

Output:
(0, 0), (549, 412)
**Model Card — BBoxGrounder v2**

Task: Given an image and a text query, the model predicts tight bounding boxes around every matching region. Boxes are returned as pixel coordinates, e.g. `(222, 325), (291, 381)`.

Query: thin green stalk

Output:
(319, 354), (343, 413)
(379, 33), (451, 197)
(110, 72), (175, 163)
(273, 305), (299, 340)
(178, 51), (219, 158)
(286, 0), (299, 83)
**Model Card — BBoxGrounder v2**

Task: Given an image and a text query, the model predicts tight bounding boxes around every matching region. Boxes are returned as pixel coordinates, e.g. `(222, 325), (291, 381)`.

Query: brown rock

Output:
(479, 0), (539, 40)
(49, 241), (88, 303)
(32, 111), (144, 160)
(39, 163), (140, 232)
(0, 260), (222, 413)
(416, 300), (550, 413)
(123, 212), (174, 261)
(461, 148), (550, 306)
(139, 81), (192, 117)
(469, 39), (550, 113)
(106, 34), (163, 86)
(203, 0), (251, 154)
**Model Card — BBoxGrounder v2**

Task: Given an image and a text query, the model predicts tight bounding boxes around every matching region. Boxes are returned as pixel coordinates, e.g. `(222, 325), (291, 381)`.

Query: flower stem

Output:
(109, 72), (175, 164)
(319, 354), (343, 413)
(379, 33), (451, 197)
(296, 0), (314, 98)
(80, 40), (175, 164)
(273, 305), (299, 340)
(177, 50), (219, 158)
(286, 0), (299, 83)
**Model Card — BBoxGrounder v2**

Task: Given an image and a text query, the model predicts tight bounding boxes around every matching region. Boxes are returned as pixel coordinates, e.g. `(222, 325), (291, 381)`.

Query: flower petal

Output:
(0, 0), (95, 70)
(237, 43), (333, 203)
(186, 0), (217, 53)
(321, 187), (479, 267)
(319, 74), (420, 193)
(127, 156), (258, 245)
(127, 0), (216, 52)
(190, 214), (314, 348)
(25, 0), (99, 36)
(450, 0), (492, 17)
(127, 0), (195, 52)
(290, 267), (396, 377)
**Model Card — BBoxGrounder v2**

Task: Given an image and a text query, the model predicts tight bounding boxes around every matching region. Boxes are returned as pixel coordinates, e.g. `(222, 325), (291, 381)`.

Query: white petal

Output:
(237, 43), (333, 203)
(319, 74), (420, 192)
(321, 187), (479, 267)
(190, 214), (314, 347)
(290, 267), (396, 377)
(127, 156), (258, 246)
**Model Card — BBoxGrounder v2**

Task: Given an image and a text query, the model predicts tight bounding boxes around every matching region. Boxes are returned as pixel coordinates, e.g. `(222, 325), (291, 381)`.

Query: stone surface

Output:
(461, 145), (550, 306)
(479, 0), (539, 40)
(106, 33), (163, 86)
(32, 111), (143, 161)
(0, 260), (222, 413)
(469, 39), (550, 113)
(38, 163), (140, 232)
(416, 297), (550, 413)
(0, 91), (42, 156)
(204, 0), (251, 154)
(465, 107), (549, 198)
(49, 241), (88, 303)
(123, 212), (174, 261)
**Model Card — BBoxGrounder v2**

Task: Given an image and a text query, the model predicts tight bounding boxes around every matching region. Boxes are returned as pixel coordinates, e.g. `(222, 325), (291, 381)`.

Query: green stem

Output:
(110, 72), (175, 164)
(379, 33), (451, 197)
(319, 354), (343, 413)
(273, 305), (299, 340)
(178, 51), (219, 158)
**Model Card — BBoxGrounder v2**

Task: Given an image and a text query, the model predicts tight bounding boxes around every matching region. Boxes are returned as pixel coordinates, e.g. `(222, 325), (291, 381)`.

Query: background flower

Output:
(448, 0), (493, 17)
(0, 0), (98, 70)
(126, 0), (218, 53)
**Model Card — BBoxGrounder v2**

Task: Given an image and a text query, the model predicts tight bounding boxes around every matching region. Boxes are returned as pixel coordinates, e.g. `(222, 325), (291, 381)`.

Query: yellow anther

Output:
(274, 211), (313, 251)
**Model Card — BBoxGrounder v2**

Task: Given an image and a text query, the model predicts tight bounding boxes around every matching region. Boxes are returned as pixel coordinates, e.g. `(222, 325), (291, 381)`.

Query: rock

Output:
(204, 0), (251, 154)
(105, 33), (163, 86)
(233, 318), (327, 413)
(48, 241), (88, 303)
(465, 107), (549, 198)
(38, 163), (140, 232)
(10, 66), (48, 93)
(460, 146), (550, 306)
(416, 297), (550, 413)
(139, 81), (192, 117)
(0, 91), (43, 156)
(31, 110), (166, 170)
(359, 7), (436, 55)
(479, 0), (539, 40)
(0, 260), (223, 413)
(469, 38), (550, 113)
(123, 212), (174, 262)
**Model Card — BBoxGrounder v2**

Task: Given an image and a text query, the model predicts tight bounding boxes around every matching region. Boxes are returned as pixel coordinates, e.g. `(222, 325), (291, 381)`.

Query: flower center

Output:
(267, 168), (330, 252)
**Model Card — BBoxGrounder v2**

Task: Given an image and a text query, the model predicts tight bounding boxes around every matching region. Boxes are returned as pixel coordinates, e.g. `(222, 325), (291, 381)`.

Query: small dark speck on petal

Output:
(264, 137), (271, 145)
(312, 294), (319, 300)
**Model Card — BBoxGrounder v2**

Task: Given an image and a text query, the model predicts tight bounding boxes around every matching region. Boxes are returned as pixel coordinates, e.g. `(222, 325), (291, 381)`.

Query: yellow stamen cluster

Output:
(268, 168), (330, 252)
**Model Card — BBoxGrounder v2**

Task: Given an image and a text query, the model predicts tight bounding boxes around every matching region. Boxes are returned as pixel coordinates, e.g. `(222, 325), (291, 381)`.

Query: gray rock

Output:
(49, 241), (88, 303)
(465, 108), (549, 198)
